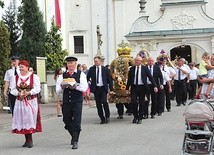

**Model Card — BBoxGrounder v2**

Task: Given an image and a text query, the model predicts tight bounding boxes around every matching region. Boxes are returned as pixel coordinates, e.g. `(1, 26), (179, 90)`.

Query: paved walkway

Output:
(0, 100), (96, 130)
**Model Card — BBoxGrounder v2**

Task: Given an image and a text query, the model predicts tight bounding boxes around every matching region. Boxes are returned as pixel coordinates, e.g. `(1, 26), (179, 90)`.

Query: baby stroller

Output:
(182, 100), (214, 155)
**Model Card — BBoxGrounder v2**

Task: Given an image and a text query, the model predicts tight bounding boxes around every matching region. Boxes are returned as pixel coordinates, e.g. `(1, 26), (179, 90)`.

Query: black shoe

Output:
(100, 120), (105, 124)
(26, 141), (33, 148)
(22, 142), (27, 147)
(167, 109), (171, 112)
(176, 104), (181, 106)
(142, 115), (148, 119)
(57, 114), (62, 117)
(158, 113), (162, 116)
(72, 142), (78, 149)
(132, 118), (137, 124)
(137, 119), (142, 124)
(151, 115), (155, 119)
(127, 113), (132, 116)
(117, 115), (123, 119)
(105, 118), (110, 123)
(182, 103), (186, 106)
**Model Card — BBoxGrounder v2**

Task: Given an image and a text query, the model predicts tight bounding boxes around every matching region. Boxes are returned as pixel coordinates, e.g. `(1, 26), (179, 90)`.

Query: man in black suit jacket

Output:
(146, 57), (163, 119)
(126, 56), (158, 124)
(87, 56), (114, 124)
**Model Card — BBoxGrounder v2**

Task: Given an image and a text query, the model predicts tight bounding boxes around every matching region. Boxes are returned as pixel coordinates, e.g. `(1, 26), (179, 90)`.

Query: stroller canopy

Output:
(184, 101), (214, 122)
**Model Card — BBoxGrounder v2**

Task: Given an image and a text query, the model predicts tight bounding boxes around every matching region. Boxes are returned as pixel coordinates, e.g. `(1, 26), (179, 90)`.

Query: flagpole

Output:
(44, 0), (48, 30)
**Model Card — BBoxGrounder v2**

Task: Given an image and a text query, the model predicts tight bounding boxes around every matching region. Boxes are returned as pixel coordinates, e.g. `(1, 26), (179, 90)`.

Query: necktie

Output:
(14, 67), (17, 75)
(149, 66), (152, 75)
(96, 67), (99, 84)
(178, 69), (181, 80)
(136, 66), (139, 85)
(162, 66), (165, 71)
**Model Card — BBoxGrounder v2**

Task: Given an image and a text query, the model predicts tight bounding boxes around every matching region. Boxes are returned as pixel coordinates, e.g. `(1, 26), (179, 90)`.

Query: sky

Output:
(0, 0), (55, 30)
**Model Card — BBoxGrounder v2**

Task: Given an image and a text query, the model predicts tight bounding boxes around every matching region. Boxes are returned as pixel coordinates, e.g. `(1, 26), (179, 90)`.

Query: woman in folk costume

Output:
(10, 60), (42, 148)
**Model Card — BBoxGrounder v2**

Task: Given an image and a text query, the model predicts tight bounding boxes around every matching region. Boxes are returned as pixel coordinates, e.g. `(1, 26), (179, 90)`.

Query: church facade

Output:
(59, 0), (214, 65)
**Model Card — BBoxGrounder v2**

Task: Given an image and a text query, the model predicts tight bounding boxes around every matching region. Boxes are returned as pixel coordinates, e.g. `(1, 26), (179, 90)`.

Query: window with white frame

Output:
(74, 36), (84, 54)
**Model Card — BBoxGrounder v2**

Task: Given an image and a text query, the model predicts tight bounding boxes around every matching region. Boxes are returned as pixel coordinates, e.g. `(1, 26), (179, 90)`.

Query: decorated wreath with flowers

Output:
(109, 42), (134, 104)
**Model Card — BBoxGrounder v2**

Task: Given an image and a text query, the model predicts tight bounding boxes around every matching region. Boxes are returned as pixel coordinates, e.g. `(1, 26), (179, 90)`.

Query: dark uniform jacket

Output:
(63, 70), (83, 104)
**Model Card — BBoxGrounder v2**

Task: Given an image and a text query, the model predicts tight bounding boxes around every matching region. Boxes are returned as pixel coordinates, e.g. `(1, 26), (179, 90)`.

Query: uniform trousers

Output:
(94, 86), (110, 121)
(131, 85), (147, 120)
(164, 84), (171, 110)
(146, 84), (157, 116)
(8, 92), (16, 115)
(188, 80), (197, 100)
(116, 103), (132, 116)
(174, 80), (187, 105)
(62, 101), (82, 133)
(156, 89), (165, 114)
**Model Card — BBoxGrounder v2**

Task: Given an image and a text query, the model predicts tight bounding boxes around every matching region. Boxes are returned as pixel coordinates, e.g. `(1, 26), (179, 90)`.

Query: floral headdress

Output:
(117, 40), (132, 56)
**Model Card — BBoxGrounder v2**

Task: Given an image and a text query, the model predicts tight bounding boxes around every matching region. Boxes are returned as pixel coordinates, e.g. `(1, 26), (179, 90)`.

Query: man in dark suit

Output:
(146, 57), (163, 119)
(126, 56), (158, 124)
(87, 56), (114, 124)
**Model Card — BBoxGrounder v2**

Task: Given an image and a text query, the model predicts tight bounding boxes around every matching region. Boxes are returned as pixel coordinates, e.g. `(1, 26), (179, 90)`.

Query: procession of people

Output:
(3, 44), (214, 150)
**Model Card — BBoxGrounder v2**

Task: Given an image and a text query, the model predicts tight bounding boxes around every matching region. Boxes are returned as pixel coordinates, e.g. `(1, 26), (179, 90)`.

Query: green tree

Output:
(45, 19), (68, 70)
(0, 0), (4, 8)
(2, 6), (21, 57)
(17, 0), (46, 70)
(0, 21), (11, 89)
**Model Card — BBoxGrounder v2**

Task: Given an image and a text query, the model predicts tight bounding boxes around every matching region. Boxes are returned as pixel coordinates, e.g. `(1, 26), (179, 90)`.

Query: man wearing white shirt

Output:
(3, 56), (20, 114)
(56, 56), (88, 149)
(160, 58), (175, 112)
(174, 58), (188, 106)
(188, 63), (199, 100)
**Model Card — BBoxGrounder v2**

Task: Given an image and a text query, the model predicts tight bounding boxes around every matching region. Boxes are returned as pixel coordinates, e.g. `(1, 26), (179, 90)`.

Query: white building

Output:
(1, 0), (214, 65)
(58, 0), (214, 66)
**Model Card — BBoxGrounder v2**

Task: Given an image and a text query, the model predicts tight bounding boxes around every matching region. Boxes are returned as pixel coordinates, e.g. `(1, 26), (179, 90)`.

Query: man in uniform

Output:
(3, 56), (20, 114)
(56, 56), (88, 149)
(174, 58), (188, 106)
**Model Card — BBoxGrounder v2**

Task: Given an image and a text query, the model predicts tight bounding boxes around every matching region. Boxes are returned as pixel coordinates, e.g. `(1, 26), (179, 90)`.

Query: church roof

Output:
(125, 28), (214, 37)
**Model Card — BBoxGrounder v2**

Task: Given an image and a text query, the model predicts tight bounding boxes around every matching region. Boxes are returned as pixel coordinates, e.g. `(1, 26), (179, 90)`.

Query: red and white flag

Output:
(55, 0), (61, 28)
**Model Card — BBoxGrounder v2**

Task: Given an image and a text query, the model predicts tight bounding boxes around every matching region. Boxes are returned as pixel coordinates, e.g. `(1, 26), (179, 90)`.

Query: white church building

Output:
(2, 0), (214, 65)
(59, 0), (214, 66)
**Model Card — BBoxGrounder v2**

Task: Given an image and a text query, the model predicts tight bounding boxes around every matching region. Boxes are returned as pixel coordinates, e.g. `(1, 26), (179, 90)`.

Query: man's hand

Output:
(126, 90), (130, 94)
(109, 91), (115, 94)
(154, 87), (158, 93)
(4, 92), (8, 100)
(160, 85), (164, 90)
